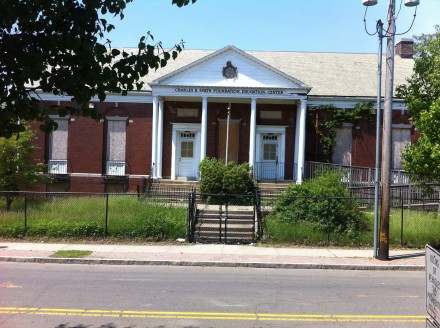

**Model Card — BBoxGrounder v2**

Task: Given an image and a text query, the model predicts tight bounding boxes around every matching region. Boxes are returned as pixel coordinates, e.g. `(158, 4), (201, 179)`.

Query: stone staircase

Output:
(194, 205), (256, 243)
(256, 181), (292, 193)
(156, 179), (292, 193)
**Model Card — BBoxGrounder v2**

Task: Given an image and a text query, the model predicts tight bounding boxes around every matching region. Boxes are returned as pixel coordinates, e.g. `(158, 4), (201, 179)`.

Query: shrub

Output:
(270, 171), (367, 237)
(198, 158), (254, 194)
(223, 161), (254, 195)
(198, 158), (227, 194)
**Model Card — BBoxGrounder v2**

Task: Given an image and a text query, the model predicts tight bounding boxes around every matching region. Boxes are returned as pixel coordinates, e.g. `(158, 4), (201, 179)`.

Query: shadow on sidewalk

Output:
(389, 252), (425, 260)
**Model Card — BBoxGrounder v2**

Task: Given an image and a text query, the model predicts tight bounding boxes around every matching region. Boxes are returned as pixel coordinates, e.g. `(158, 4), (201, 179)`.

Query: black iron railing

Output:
(186, 192), (259, 244)
(254, 161), (285, 181)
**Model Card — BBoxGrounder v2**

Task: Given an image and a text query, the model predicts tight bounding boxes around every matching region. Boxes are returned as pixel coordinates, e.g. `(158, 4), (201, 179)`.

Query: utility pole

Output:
(363, 0), (419, 260)
(378, 0), (396, 261)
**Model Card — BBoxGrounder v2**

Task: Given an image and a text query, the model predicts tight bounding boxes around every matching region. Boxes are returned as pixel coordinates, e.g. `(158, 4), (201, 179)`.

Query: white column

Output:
(249, 98), (257, 171)
(151, 96), (159, 178)
(294, 104), (300, 180)
(296, 99), (307, 184)
(156, 98), (164, 178)
(171, 127), (177, 180)
(200, 97), (208, 161)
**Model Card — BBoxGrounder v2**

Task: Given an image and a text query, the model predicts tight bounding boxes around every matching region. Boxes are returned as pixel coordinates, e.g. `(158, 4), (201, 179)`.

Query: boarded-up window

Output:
(392, 127), (411, 169)
(218, 120), (240, 163)
(260, 111), (282, 120)
(332, 125), (352, 166)
(177, 108), (199, 117)
(106, 117), (127, 175)
(48, 117), (69, 174)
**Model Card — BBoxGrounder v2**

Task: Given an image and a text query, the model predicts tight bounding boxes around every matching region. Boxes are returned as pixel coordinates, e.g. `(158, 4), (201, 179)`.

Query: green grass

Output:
(264, 208), (440, 247)
(50, 250), (93, 258)
(1, 195), (439, 247)
(0, 195), (187, 240)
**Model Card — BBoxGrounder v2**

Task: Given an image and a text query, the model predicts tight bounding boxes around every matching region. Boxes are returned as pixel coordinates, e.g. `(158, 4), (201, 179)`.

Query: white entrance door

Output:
(259, 134), (282, 180)
(177, 132), (197, 178)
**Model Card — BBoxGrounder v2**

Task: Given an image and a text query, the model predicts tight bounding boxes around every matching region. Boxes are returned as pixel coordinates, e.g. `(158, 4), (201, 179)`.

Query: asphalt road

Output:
(0, 262), (427, 328)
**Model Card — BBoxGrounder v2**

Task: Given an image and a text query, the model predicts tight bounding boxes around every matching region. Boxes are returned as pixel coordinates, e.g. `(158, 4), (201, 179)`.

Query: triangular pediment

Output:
(150, 45), (310, 92)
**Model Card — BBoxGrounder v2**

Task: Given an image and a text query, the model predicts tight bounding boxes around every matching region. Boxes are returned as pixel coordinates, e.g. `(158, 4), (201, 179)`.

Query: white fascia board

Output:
(35, 91), (153, 104)
(151, 85), (309, 100)
(307, 96), (407, 110)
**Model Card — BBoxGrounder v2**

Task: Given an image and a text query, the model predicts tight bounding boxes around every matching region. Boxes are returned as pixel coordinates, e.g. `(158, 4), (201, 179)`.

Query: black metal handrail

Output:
(254, 189), (263, 239)
(254, 161), (285, 181)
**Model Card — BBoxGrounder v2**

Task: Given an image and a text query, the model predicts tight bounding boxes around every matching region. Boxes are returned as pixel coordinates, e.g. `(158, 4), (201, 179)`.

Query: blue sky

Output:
(107, 0), (439, 53)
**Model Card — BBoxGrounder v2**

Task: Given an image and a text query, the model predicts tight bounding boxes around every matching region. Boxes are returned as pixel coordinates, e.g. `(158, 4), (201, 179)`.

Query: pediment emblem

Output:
(222, 61), (238, 79)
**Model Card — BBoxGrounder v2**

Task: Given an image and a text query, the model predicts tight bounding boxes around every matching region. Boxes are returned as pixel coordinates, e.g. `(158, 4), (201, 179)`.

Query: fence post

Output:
(105, 193), (109, 236)
(187, 192), (191, 242)
(327, 197), (331, 245)
(401, 189), (404, 246)
(24, 193), (27, 231)
(225, 202), (228, 244)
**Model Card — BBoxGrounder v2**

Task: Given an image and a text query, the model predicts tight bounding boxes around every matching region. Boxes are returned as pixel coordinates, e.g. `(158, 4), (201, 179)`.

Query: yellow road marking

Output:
(0, 307), (426, 323)
(0, 281), (22, 288)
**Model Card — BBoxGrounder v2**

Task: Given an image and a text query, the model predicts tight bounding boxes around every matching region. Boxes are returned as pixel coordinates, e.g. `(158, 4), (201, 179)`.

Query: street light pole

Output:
(373, 19), (383, 259)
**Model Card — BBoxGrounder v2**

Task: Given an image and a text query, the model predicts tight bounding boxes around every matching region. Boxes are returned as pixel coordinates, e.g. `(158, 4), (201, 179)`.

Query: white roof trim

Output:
(150, 45), (311, 91)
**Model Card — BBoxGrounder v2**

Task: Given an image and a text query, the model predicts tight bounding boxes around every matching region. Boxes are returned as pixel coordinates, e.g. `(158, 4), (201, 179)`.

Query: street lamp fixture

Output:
(363, 0), (419, 260)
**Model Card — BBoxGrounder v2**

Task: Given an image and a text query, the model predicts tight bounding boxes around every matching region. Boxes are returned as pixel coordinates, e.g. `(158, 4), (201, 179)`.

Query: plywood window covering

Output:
(260, 111), (282, 120)
(48, 117), (69, 174)
(177, 108), (199, 117)
(106, 116), (127, 175)
(392, 127), (411, 169)
(332, 125), (352, 166)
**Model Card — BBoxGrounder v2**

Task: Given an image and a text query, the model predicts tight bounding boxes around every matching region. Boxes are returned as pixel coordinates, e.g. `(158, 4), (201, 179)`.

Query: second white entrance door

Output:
(255, 126), (286, 181)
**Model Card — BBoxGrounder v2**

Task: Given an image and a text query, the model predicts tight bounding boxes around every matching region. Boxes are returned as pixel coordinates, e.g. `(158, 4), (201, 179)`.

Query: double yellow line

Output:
(0, 307), (426, 323)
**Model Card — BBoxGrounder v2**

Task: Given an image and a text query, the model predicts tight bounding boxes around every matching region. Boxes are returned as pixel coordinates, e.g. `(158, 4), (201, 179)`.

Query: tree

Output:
(397, 25), (440, 185)
(0, 125), (49, 210)
(0, 0), (196, 138)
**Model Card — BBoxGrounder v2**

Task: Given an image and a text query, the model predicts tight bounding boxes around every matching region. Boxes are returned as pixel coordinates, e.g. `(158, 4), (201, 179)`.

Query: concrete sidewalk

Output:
(0, 242), (425, 271)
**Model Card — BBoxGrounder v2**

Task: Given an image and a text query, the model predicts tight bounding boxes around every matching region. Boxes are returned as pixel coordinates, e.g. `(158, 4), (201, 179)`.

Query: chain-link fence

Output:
(1, 189), (439, 247)
(0, 191), (188, 240)
(261, 192), (440, 247)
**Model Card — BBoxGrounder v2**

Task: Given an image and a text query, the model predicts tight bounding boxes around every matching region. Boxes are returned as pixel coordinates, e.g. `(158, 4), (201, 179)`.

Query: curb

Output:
(0, 256), (425, 271)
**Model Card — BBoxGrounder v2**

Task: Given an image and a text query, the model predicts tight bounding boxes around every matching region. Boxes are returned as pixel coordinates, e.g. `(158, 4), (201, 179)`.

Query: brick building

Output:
(33, 41), (415, 192)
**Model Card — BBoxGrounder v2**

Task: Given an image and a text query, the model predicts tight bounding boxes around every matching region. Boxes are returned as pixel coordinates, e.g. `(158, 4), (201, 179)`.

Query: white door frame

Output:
(171, 123), (201, 180)
(255, 125), (286, 180)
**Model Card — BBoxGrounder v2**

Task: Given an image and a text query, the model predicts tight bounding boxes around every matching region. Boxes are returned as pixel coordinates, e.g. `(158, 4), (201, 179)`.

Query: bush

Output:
(270, 171), (367, 237)
(198, 158), (255, 202)
(198, 158), (227, 194)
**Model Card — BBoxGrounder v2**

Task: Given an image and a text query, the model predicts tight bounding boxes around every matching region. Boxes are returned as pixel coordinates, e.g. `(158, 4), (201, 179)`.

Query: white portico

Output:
(149, 45), (311, 182)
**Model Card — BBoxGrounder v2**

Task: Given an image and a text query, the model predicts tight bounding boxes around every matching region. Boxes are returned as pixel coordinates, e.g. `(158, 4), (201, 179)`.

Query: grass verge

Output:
(50, 250), (93, 258)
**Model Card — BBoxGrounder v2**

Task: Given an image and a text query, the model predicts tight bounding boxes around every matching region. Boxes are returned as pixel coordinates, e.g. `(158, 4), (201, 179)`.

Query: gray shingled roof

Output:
(131, 47), (414, 98)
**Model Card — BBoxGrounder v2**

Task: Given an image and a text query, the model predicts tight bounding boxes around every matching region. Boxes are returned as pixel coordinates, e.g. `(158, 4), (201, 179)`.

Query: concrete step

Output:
(197, 218), (255, 225)
(194, 230), (255, 240)
(197, 213), (255, 218)
(257, 182), (291, 192)
(157, 179), (198, 191)
(196, 223), (254, 233)
(197, 209), (254, 214)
